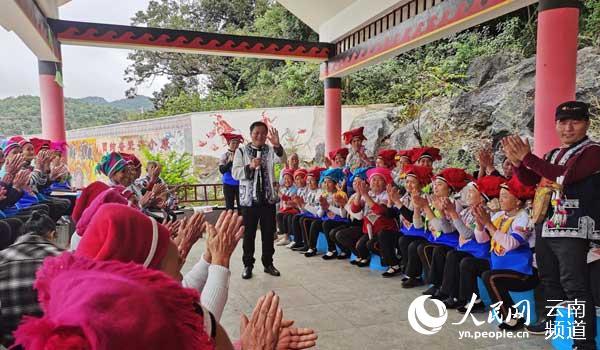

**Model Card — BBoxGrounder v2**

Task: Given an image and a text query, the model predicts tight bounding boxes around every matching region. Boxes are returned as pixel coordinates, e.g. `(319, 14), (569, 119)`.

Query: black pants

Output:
(379, 230), (402, 267)
(290, 214), (305, 244)
(440, 250), (473, 298)
(459, 256), (490, 303)
(223, 184), (239, 211)
(482, 269), (539, 319)
(323, 220), (348, 253)
(336, 226), (369, 258)
(307, 220), (324, 250)
(240, 204), (276, 268)
(535, 226), (596, 349)
(400, 235), (428, 278)
(276, 212), (294, 235)
(421, 244), (454, 287)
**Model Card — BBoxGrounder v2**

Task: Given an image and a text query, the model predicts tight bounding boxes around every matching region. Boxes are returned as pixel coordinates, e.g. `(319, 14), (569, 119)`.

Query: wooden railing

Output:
(174, 183), (225, 205)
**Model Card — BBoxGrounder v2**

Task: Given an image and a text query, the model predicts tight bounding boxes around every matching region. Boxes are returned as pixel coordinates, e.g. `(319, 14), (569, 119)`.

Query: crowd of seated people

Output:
(273, 125), (600, 334)
(0, 139), (318, 349)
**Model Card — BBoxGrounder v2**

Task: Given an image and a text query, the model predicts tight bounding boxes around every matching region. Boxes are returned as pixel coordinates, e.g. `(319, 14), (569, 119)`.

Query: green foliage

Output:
(581, 0), (600, 47)
(0, 95), (130, 136)
(140, 147), (196, 185)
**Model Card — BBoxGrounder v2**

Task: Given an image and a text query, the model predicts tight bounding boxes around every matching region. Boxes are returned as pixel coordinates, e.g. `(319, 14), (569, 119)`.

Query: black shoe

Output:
(350, 259), (360, 265)
(526, 316), (553, 335)
(499, 317), (526, 331)
(304, 250), (317, 257)
(443, 297), (462, 309)
(381, 266), (402, 278)
(402, 277), (424, 288)
(264, 265), (280, 277)
(322, 251), (338, 260)
(458, 301), (485, 314)
(242, 266), (253, 280)
(356, 260), (370, 267)
(337, 252), (349, 260)
(422, 285), (438, 296)
(291, 245), (307, 251)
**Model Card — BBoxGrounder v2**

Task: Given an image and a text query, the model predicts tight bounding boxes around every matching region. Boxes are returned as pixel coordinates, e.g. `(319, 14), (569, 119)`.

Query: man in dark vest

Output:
(503, 101), (599, 349)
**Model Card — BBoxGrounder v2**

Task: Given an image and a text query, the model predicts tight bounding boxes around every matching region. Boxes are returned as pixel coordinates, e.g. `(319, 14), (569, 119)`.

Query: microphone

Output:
(256, 150), (262, 170)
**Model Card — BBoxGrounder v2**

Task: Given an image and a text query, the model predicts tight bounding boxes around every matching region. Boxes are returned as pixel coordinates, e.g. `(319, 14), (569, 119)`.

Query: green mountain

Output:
(0, 95), (155, 137)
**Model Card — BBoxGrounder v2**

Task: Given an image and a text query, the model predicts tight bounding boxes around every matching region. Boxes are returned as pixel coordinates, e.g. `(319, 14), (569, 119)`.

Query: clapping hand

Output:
(50, 163), (69, 181)
(12, 169), (31, 192)
(206, 210), (244, 268)
(501, 135), (531, 165)
(3, 153), (25, 176)
(472, 204), (492, 228)
(163, 217), (182, 239)
(240, 291), (283, 350)
(386, 184), (401, 205)
(277, 320), (318, 350)
(174, 212), (206, 263)
(411, 194), (428, 210)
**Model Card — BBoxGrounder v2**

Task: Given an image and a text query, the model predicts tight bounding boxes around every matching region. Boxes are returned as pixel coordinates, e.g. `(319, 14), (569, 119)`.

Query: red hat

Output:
(29, 138), (51, 154)
(282, 168), (295, 178)
(13, 253), (213, 350)
(72, 181), (110, 223)
(328, 147), (349, 161)
(76, 188), (129, 237)
(367, 167), (393, 185)
(76, 203), (171, 269)
(120, 152), (142, 169)
(473, 176), (506, 201)
(501, 176), (536, 200)
(395, 149), (414, 162)
(294, 168), (308, 179)
(377, 149), (397, 168)
(11, 136), (30, 148)
(435, 168), (474, 192)
(307, 166), (326, 179)
(222, 133), (243, 143)
(403, 164), (433, 185)
(343, 127), (367, 145)
(411, 147), (442, 163)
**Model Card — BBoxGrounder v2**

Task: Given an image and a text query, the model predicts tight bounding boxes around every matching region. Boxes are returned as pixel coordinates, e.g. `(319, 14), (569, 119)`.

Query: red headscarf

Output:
(473, 176), (506, 201)
(294, 168), (308, 179)
(29, 138), (51, 154)
(13, 253), (214, 350)
(367, 167), (394, 185)
(328, 147), (349, 161)
(501, 176), (536, 200)
(281, 168), (295, 179)
(222, 133), (243, 143)
(75, 188), (129, 237)
(71, 181), (110, 223)
(342, 127), (367, 145)
(377, 149), (397, 168)
(411, 147), (442, 163)
(120, 152), (142, 169)
(307, 167), (326, 179)
(76, 203), (171, 269)
(403, 164), (433, 185)
(395, 149), (414, 162)
(435, 168), (473, 192)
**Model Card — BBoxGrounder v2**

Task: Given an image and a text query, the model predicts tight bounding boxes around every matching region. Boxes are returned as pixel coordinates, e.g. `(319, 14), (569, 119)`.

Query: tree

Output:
(140, 147), (196, 185)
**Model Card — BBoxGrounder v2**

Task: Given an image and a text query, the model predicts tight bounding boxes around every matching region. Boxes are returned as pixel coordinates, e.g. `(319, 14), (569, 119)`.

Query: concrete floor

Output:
(183, 236), (552, 350)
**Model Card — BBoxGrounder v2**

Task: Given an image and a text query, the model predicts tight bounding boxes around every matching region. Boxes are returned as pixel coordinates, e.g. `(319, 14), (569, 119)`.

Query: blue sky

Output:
(0, 0), (168, 101)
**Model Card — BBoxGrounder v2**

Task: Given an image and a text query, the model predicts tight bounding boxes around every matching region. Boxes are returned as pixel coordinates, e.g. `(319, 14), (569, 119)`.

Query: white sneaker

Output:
(276, 238), (291, 246)
(286, 241), (297, 249)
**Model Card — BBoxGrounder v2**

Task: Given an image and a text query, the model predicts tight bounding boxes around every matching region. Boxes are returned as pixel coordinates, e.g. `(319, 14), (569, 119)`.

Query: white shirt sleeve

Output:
(182, 255), (231, 322)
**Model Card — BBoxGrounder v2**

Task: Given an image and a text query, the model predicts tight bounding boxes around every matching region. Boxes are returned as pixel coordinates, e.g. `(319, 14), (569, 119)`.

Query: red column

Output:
(324, 77), (342, 154)
(39, 60), (66, 143)
(534, 0), (580, 156)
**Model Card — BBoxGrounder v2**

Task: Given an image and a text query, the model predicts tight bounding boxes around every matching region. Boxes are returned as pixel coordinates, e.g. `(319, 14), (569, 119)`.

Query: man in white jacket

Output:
(232, 121), (285, 279)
